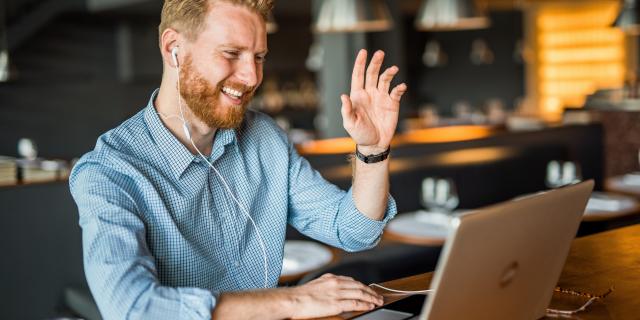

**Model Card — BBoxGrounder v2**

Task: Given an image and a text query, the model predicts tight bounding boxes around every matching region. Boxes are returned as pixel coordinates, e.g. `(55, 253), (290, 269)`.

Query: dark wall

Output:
(0, 182), (84, 320)
(0, 9), (313, 160)
(405, 11), (524, 116)
(0, 13), (158, 159)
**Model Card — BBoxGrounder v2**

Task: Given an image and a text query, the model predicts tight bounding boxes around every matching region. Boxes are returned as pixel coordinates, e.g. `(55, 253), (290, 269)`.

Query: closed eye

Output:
(255, 54), (267, 63)
(223, 50), (240, 59)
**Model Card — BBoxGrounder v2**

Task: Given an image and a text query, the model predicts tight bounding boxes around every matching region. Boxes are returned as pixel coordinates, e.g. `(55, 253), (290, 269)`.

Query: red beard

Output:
(179, 55), (255, 129)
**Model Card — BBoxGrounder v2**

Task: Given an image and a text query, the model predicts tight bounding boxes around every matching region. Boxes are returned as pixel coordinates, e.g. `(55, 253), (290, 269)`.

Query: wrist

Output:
(279, 287), (300, 318)
(355, 145), (391, 164)
(357, 144), (388, 155)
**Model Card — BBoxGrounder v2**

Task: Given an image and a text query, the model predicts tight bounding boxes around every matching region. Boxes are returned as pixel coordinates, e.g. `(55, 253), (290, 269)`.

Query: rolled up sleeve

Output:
(287, 144), (397, 252)
(335, 188), (397, 251)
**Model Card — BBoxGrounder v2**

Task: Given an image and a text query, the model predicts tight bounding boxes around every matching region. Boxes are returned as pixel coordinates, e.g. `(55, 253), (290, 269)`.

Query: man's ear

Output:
(160, 28), (181, 68)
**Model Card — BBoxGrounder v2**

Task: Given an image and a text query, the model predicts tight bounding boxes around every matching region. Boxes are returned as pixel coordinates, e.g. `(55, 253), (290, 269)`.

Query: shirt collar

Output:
(143, 89), (239, 179)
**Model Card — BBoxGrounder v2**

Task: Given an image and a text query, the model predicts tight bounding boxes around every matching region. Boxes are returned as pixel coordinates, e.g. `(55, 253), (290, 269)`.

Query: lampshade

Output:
(266, 13), (278, 34)
(614, 0), (640, 35)
(313, 0), (393, 33)
(415, 0), (490, 32)
(0, 0), (8, 82)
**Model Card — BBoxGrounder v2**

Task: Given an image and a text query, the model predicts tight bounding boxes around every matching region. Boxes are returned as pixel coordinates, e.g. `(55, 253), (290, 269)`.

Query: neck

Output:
(156, 79), (217, 156)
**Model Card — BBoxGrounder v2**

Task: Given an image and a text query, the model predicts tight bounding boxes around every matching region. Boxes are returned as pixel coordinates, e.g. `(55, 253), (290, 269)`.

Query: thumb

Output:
(340, 94), (356, 129)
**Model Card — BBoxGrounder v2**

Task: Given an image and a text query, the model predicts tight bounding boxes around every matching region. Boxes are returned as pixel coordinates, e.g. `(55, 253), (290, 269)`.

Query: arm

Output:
(72, 161), (383, 319)
(214, 274), (383, 319)
(341, 49), (407, 220)
(286, 140), (397, 251)
(70, 162), (216, 320)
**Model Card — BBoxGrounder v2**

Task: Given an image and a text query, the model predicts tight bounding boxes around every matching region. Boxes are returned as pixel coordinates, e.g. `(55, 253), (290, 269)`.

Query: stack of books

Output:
(18, 159), (59, 183)
(0, 156), (18, 186)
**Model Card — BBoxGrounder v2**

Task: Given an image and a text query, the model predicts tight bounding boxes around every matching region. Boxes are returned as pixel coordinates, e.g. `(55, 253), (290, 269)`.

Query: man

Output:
(69, 0), (407, 319)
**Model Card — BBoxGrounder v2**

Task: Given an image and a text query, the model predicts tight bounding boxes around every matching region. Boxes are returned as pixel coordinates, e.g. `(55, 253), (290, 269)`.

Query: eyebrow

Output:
(218, 44), (268, 55)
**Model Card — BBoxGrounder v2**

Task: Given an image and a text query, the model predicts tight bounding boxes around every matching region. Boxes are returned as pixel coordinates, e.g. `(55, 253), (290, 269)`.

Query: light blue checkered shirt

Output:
(69, 89), (397, 320)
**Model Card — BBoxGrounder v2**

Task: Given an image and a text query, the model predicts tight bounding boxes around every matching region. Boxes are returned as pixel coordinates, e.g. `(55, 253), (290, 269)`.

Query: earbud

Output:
(182, 122), (191, 140)
(171, 47), (179, 68)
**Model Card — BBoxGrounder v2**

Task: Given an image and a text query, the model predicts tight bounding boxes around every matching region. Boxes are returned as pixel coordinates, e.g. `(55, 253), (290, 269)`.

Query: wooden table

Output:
(312, 224), (640, 320)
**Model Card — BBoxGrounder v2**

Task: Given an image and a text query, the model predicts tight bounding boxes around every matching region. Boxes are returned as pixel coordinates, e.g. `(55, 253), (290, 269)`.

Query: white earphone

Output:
(171, 46), (180, 68)
(160, 45), (269, 288)
(170, 47), (191, 140)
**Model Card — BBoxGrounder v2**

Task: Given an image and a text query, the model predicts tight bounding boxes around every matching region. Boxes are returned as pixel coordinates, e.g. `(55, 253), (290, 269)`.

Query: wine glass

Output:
(546, 160), (582, 188)
(420, 177), (460, 215)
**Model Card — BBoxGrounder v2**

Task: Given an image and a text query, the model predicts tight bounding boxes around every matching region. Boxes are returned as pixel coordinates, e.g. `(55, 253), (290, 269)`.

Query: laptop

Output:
(354, 180), (594, 320)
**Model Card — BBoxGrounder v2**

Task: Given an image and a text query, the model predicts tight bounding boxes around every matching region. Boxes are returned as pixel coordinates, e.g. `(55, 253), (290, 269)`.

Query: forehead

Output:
(196, 1), (267, 50)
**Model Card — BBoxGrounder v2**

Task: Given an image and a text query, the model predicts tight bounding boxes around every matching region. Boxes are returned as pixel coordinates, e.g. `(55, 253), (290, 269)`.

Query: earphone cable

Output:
(369, 283), (433, 295)
(189, 137), (270, 289)
(171, 54), (269, 288)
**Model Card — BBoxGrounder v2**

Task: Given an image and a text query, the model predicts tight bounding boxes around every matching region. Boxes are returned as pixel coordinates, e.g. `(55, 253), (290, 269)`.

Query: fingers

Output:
(365, 50), (385, 90)
(338, 288), (384, 306)
(333, 277), (383, 312)
(340, 94), (355, 129)
(297, 274), (385, 315)
(378, 65), (399, 93)
(334, 276), (380, 298)
(351, 49), (367, 93)
(338, 299), (378, 312)
(390, 83), (408, 102)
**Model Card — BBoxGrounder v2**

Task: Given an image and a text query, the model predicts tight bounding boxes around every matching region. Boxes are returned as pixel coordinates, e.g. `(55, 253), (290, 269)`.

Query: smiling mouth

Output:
(221, 86), (244, 104)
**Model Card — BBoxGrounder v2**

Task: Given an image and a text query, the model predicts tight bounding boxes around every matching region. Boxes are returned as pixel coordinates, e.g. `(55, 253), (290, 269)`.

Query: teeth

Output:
(222, 87), (242, 98)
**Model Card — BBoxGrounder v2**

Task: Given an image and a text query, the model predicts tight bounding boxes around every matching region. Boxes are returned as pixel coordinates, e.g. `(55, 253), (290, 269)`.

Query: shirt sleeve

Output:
(69, 159), (218, 320)
(286, 143), (397, 252)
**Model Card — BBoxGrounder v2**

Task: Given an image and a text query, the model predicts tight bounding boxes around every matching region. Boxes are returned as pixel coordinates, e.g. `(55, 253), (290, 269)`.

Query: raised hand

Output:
(341, 49), (407, 154)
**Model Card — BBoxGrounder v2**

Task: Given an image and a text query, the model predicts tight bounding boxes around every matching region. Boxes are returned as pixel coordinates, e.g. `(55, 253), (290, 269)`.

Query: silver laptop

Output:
(355, 180), (594, 320)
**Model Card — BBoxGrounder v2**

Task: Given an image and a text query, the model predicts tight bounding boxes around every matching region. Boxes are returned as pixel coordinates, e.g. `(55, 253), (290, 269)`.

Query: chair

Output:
(64, 286), (102, 320)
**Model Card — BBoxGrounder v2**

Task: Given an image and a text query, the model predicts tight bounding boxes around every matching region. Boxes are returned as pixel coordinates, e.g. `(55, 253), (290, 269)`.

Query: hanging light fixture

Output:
(266, 13), (278, 34)
(0, 0), (8, 82)
(313, 0), (393, 33)
(415, 0), (490, 32)
(614, 0), (640, 35)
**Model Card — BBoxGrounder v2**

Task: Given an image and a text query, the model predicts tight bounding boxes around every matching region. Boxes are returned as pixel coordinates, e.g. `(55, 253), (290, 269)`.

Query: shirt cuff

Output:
(338, 188), (397, 251)
(178, 287), (218, 320)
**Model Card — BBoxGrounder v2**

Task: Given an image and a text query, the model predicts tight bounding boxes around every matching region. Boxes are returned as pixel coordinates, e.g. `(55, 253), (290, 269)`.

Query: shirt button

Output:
(234, 261), (240, 267)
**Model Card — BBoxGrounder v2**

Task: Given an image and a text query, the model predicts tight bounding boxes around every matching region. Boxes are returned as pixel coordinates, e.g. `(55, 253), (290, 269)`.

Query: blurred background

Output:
(2, 0), (640, 319)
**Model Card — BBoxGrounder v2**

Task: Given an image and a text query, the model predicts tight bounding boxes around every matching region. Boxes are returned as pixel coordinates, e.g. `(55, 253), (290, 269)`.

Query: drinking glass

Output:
(420, 177), (460, 215)
(546, 160), (582, 188)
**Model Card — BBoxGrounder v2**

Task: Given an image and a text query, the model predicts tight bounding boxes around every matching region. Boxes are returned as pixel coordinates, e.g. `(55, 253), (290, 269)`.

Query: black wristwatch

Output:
(355, 146), (391, 164)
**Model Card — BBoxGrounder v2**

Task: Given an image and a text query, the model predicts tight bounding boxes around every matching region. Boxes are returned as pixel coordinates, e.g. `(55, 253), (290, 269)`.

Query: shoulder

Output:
(239, 109), (289, 145)
(70, 110), (149, 192)
(98, 109), (151, 158)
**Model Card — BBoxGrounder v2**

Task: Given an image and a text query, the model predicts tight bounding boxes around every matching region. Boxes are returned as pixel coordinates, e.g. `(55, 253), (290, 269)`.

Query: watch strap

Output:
(355, 146), (391, 164)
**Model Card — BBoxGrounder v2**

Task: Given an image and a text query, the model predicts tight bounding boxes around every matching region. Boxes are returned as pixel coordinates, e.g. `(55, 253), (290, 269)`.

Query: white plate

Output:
(585, 192), (637, 214)
(623, 172), (640, 187)
(386, 210), (455, 240)
(609, 175), (640, 193)
(280, 240), (333, 277)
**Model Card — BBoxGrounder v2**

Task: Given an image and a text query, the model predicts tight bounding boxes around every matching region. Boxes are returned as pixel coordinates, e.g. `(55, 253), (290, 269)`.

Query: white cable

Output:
(369, 283), (433, 295)
(171, 61), (269, 289)
(189, 137), (269, 289)
(156, 112), (184, 122)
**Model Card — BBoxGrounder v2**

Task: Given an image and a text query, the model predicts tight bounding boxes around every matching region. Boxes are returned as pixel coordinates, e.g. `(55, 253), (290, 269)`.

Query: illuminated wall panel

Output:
(526, 1), (625, 120)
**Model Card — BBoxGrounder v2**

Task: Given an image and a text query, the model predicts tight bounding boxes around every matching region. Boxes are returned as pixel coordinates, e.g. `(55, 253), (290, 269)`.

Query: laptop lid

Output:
(420, 180), (594, 320)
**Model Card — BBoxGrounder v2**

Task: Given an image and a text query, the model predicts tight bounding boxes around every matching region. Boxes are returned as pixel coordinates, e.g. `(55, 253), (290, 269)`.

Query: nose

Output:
(236, 57), (259, 88)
